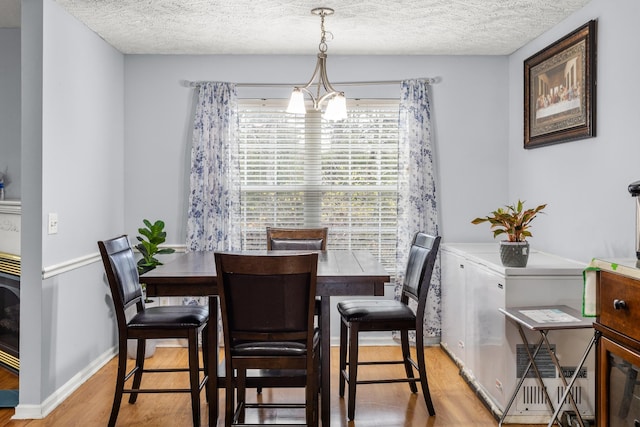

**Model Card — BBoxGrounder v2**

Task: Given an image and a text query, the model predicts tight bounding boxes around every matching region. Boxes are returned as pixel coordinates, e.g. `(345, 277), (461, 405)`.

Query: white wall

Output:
(0, 28), (20, 199)
(19, 0), (124, 414)
(507, 0), (640, 263)
(123, 54), (509, 244)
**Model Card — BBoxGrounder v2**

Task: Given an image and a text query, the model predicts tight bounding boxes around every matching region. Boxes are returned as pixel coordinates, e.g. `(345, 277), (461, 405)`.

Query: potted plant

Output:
(471, 200), (546, 267)
(128, 219), (176, 359)
(135, 219), (175, 275)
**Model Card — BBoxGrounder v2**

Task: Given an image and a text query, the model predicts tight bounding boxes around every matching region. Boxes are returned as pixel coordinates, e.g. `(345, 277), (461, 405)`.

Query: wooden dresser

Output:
(592, 259), (640, 426)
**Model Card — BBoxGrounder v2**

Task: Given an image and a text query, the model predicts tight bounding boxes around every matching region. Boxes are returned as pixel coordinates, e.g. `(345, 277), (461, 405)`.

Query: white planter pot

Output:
(126, 298), (158, 359)
(127, 338), (157, 359)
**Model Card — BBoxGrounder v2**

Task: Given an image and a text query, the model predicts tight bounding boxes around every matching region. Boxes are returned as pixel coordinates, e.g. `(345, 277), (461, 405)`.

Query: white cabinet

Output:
(440, 250), (467, 364)
(464, 261), (506, 408)
(441, 243), (595, 423)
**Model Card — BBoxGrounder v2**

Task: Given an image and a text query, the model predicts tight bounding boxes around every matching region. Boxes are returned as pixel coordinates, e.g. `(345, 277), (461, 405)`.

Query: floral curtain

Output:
(185, 82), (240, 323)
(186, 82), (241, 253)
(395, 79), (441, 343)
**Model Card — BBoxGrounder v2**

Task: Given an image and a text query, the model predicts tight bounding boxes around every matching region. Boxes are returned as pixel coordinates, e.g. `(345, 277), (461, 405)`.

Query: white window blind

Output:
(237, 99), (399, 272)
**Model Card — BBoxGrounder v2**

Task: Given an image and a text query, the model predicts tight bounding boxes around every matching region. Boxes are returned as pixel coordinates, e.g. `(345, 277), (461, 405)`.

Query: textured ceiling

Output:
(2, 0), (591, 55)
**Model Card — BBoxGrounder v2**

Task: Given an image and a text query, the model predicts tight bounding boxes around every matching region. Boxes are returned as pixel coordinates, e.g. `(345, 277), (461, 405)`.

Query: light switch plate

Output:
(48, 213), (58, 234)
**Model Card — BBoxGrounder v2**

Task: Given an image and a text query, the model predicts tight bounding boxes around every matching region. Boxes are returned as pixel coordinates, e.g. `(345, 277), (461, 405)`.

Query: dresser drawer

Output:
(599, 271), (640, 339)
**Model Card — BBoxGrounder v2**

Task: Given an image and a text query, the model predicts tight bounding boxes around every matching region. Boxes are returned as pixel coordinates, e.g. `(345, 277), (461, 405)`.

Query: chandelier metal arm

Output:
(318, 54), (339, 95)
(296, 53), (340, 110)
(288, 7), (347, 120)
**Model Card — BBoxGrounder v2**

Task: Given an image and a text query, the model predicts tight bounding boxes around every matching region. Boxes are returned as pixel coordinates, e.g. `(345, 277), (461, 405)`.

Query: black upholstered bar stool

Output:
(337, 232), (441, 420)
(98, 235), (209, 427)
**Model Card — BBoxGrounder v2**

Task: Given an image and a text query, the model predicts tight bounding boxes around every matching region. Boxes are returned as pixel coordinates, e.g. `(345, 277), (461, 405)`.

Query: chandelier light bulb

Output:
(322, 93), (347, 121)
(287, 88), (307, 115)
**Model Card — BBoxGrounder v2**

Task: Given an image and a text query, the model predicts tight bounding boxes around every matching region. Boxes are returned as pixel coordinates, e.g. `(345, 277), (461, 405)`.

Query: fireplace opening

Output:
(0, 202), (21, 374)
(0, 275), (19, 373)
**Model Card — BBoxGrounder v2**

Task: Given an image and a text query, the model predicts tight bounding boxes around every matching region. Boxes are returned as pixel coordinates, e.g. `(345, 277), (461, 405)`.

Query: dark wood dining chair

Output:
(98, 235), (209, 427)
(337, 232), (441, 420)
(266, 226), (328, 251)
(266, 226), (327, 343)
(215, 252), (320, 427)
(264, 226), (327, 393)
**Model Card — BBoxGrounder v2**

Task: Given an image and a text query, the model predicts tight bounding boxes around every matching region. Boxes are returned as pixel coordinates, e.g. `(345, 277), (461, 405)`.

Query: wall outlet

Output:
(48, 213), (58, 234)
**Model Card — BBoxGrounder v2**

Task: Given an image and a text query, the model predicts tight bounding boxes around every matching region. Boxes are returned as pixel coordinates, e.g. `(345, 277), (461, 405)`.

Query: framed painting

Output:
(524, 20), (597, 149)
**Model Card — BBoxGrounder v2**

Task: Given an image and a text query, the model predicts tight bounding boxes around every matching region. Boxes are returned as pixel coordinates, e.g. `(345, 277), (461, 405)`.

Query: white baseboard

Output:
(12, 346), (117, 420)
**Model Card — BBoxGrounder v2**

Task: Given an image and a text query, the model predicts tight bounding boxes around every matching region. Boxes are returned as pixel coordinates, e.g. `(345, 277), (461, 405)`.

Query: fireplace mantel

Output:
(0, 200), (20, 259)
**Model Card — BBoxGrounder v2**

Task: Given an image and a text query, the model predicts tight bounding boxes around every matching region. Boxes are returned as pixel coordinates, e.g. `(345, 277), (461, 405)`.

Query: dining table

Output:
(141, 249), (390, 426)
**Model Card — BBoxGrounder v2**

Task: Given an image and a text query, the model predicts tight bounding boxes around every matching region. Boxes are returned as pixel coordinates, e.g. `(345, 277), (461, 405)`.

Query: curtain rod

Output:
(183, 77), (439, 88)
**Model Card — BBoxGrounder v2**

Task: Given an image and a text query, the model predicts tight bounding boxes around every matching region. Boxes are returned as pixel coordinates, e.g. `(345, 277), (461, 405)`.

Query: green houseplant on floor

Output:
(471, 200), (547, 267)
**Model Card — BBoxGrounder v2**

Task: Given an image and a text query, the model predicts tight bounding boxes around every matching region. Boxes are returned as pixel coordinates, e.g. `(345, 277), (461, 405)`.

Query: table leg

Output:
(321, 295), (331, 427)
(208, 296), (219, 426)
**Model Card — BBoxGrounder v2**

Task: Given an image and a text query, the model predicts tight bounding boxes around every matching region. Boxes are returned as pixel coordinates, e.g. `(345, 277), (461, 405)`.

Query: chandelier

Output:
(286, 7), (347, 121)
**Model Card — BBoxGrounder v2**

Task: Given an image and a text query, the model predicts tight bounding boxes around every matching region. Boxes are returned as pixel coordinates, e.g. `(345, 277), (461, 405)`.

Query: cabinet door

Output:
(598, 336), (640, 427)
(465, 262), (507, 408)
(441, 250), (467, 365)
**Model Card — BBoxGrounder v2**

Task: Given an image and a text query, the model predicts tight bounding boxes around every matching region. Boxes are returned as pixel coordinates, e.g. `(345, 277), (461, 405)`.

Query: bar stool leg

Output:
(339, 319), (348, 397)
(347, 323), (359, 421)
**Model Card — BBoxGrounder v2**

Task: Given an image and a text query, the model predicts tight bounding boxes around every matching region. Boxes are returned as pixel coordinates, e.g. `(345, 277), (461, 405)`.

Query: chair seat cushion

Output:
(129, 305), (209, 329)
(232, 329), (320, 357)
(233, 341), (308, 357)
(337, 299), (416, 323)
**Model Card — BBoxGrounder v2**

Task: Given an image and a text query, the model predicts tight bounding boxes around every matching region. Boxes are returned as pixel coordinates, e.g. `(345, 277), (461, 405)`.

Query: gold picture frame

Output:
(524, 20), (597, 149)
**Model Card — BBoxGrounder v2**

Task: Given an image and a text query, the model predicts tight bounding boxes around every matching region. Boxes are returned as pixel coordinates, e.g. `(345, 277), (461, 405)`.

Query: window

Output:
(237, 99), (399, 272)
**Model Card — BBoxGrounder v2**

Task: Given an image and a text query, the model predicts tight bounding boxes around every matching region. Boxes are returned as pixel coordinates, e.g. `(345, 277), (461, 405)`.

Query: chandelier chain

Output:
(319, 11), (328, 53)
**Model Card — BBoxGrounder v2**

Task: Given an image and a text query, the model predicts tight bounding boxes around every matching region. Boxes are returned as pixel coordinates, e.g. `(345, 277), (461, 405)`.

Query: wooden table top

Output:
(142, 250), (390, 297)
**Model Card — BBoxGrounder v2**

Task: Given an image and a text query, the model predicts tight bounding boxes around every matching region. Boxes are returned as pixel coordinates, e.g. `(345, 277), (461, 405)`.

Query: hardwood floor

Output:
(0, 346), (542, 426)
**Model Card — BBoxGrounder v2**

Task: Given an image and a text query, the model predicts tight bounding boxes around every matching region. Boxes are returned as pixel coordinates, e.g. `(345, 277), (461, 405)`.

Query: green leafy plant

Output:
(471, 200), (547, 242)
(135, 219), (175, 275)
